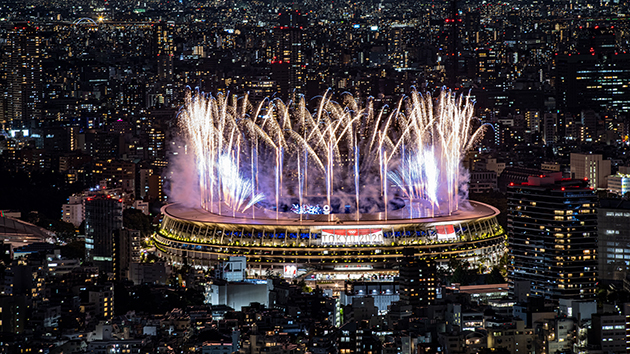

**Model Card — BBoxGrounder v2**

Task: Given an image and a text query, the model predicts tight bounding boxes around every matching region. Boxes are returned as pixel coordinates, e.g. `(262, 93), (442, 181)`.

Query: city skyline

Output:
(1, 0), (630, 353)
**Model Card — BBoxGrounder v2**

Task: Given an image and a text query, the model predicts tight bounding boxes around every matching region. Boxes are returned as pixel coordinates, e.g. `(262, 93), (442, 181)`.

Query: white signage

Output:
(283, 264), (297, 278)
(321, 228), (384, 245)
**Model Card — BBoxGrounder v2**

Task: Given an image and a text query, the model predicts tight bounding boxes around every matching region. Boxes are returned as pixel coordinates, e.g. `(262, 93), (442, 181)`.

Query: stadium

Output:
(153, 90), (506, 277)
(153, 201), (505, 277)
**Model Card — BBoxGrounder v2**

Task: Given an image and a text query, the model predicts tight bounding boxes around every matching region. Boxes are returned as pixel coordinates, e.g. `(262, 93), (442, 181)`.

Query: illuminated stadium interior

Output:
(154, 201), (505, 276)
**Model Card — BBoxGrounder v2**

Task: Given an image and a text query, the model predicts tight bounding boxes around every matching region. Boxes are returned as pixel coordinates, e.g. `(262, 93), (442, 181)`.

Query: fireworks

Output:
(177, 89), (485, 219)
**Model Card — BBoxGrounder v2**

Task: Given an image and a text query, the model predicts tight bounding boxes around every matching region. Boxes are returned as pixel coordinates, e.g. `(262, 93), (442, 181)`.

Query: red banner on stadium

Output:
(321, 228), (382, 236)
(435, 224), (457, 240)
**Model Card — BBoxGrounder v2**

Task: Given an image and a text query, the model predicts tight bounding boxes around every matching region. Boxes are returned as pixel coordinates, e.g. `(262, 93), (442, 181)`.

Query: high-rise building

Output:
(570, 153), (611, 190)
(153, 21), (174, 81)
(114, 229), (141, 281)
(580, 110), (598, 142)
(148, 174), (164, 202)
(6, 23), (42, 129)
(61, 195), (85, 227)
(245, 77), (277, 101)
(555, 52), (630, 115)
(271, 10), (306, 96)
(554, 27), (630, 115)
(399, 249), (436, 312)
(445, 0), (461, 86)
(3, 263), (44, 299)
(476, 48), (499, 85)
(85, 195), (123, 273)
(507, 173), (597, 302)
(597, 199), (630, 284)
(147, 128), (165, 161)
(137, 167), (154, 200)
(93, 159), (136, 192)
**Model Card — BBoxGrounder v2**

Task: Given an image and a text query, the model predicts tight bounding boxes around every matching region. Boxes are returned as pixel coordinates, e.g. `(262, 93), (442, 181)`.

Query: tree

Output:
(486, 266), (505, 284)
(36, 217), (77, 241)
(60, 240), (86, 260)
(450, 265), (477, 286)
(448, 257), (462, 271)
(477, 256), (490, 274)
(123, 208), (153, 237)
(450, 266), (468, 285)
(498, 251), (509, 278)
(298, 280), (312, 293)
(143, 253), (161, 263)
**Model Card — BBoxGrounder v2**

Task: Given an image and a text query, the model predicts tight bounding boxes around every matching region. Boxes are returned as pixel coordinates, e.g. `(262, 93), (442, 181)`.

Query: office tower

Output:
(590, 311), (627, 353)
(445, 0), (460, 86)
(508, 173), (597, 302)
(554, 28), (630, 115)
(154, 22), (174, 81)
(85, 195), (123, 273)
(570, 153), (611, 190)
(245, 77), (277, 101)
(399, 249), (436, 311)
(598, 199), (630, 284)
(6, 23), (42, 129)
(78, 131), (122, 161)
(271, 10), (306, 96)
(464, 11), (480, 45)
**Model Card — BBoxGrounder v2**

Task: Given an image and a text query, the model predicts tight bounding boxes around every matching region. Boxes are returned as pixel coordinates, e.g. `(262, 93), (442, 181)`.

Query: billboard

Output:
(321, 228), (384, 245)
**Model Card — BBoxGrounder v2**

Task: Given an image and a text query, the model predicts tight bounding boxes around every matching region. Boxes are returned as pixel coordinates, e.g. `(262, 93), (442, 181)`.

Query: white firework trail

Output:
(176, 88), (485, 219)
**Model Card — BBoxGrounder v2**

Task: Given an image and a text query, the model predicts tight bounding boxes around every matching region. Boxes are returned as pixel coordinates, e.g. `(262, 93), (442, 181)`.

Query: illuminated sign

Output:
(9, 129), (29, 138)
(283, 264), (297, 278)
(321, 228), (383, 245)
(292, 204), (330, 215)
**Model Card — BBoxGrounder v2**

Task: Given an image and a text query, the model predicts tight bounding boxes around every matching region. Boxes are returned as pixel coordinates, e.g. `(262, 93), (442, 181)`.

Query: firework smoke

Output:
(172, 89), (485, 219)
